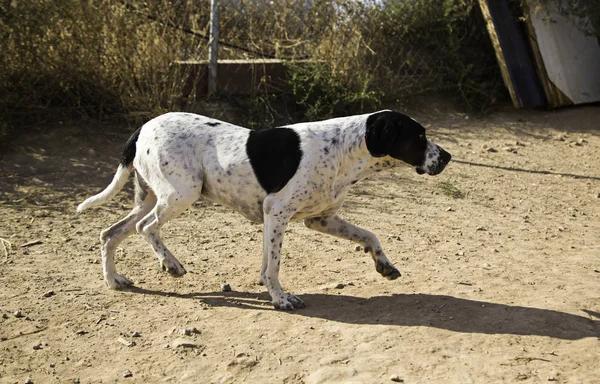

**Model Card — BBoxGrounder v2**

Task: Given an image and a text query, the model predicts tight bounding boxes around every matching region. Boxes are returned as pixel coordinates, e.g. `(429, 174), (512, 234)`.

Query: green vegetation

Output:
(438, 180), (465, 199)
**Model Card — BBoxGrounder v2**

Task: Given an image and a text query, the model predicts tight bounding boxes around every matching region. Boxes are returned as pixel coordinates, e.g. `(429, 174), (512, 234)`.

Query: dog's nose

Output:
(439, 148), (451, 164)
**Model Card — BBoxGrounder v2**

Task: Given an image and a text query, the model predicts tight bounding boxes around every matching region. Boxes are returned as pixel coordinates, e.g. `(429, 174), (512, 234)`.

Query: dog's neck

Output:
(334, 116), (402, 185)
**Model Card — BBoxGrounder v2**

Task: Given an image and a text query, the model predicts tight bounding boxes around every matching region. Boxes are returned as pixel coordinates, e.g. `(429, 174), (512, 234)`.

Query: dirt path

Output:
(1, 104), (599, 383)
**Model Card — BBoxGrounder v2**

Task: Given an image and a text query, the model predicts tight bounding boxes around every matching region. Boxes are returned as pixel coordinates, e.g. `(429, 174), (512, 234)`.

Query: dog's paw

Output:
(376, 260), (401, 280)
(160, 258), (187, 277)
(273, 294), (305, 310)
(105, 274), (134, 290)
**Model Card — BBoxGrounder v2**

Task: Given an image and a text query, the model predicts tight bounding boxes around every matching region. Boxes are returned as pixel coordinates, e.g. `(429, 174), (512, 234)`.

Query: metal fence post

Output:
(208, 0), (219, 95)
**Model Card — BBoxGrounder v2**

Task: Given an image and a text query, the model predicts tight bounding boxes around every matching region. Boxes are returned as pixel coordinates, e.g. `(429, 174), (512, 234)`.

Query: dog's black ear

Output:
(365, 112), (399, 157)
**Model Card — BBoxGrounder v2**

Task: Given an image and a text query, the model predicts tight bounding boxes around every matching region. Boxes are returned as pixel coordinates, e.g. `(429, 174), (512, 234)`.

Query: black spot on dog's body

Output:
(206, 121), (220, 127)
(246, 127), (303, 194)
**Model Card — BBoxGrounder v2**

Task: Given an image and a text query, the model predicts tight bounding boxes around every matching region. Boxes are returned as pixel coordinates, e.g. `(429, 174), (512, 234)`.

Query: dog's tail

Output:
(77, 127), (141, 213)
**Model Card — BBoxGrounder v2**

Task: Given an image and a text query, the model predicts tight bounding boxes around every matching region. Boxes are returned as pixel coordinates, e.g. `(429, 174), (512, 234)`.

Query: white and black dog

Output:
(77, 110), (451, 309)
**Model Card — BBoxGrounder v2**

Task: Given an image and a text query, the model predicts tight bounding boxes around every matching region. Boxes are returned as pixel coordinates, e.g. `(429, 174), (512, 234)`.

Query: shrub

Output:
(1, 0), (509, 141)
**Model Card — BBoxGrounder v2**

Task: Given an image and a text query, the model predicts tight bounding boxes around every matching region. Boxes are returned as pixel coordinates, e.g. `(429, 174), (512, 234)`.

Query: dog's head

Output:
(365, 110), (451, 175)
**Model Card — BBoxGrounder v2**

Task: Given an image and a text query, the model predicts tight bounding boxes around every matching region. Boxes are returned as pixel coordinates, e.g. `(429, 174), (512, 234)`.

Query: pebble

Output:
(130, 331), (141, 337)
(172, 338), (199, 349)
(14, 311), (24, 318)
(335, 283), (345, 289)
(2, 313), (8, 319)
(355, 245), (361, 251)
(390, 374), (404, 382)
(123, 370), (133, 378)
(486, 147), (498, 153)
(180, 327), (201, 336)
(221, 283), (232, 292)
(117, 338), (136, 347)
(75, 330), (88, 336)
(43, 290), (55, 298)
(24, 379), (33, 384)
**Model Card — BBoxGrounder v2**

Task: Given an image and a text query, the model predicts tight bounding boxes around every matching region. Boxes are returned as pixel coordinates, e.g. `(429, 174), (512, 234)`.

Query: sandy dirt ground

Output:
(0, 103), (599, 384)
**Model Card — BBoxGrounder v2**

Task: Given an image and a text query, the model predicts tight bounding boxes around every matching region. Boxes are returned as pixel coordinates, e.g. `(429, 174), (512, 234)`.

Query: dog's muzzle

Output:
(416, 147), (451, 176)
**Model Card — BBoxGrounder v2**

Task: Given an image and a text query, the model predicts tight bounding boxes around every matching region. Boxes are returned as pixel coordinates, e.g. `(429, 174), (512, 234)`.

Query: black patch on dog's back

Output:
(121, 127), (142, 167)
(246, 128), (302, 194)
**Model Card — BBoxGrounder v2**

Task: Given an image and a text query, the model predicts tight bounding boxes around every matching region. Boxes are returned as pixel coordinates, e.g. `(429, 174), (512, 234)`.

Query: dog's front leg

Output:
(304, 215), (401, 280)
(262, 206), (304, 310)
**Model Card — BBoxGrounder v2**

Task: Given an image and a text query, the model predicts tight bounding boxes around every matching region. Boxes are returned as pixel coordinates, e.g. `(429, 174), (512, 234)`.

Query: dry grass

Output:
(0, 0), (504, 140)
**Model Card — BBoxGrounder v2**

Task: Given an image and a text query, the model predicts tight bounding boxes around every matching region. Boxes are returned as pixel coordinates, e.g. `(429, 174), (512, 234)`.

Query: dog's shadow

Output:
(129, 287), (599, 340)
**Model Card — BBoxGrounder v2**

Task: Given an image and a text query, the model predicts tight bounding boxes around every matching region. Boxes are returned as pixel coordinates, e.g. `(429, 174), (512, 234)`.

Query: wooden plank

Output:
(477, 0), (518, 107)
(522, 7), (572, 108)
(525, 0), (600, 106)
(478, 0), (546, 108)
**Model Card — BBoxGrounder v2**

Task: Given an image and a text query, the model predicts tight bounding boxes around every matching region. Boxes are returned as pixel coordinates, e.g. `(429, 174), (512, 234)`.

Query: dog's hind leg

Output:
(135, 186), (199, 277)
(101, 172), (157, 289)
(304, 215), (401, 280)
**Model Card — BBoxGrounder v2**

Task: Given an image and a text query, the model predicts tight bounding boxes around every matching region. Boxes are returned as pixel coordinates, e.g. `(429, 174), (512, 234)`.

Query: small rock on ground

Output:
(172, 338), (199, 349)
(180, 327), (201, 336)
